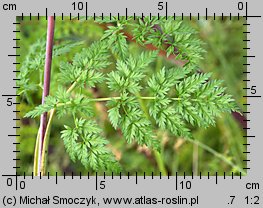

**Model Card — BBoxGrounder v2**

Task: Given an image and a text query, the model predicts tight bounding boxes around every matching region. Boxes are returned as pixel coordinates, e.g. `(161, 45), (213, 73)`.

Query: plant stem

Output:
(40, 109), (56, 174)
(54, 96), (157, 109)
(45, 96), (182, 113)
(92, 96), (180, 102)
(154, 151), (167, 176)
(35, 17), (55, 176)
(91, 96), (158, 101)
(33, 129), (40, 175)
(184, 137), (246, 175)
(193, 143), (198, 175)
(35, 44), (86, 175)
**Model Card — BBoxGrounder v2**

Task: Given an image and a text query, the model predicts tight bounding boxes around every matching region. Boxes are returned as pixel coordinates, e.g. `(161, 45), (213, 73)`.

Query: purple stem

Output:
(38, 17), (55, 175)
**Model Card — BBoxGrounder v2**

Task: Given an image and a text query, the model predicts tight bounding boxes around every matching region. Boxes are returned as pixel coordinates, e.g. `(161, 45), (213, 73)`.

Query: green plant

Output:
(20, 16), (239, 175)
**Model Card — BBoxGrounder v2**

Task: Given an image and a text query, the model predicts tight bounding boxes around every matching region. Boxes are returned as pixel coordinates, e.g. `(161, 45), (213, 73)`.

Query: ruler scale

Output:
(0, 0), (262, 207)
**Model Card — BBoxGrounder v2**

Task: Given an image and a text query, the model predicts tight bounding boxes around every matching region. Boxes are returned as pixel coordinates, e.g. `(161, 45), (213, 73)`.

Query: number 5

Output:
(7, 98), (12, 106)
(158, 2), (164, 10)
(251, 86), (256, 94)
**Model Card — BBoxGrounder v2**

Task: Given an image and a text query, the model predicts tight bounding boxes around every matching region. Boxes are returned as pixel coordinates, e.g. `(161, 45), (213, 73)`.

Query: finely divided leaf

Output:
(107, 99), (121, 129)
(25, 96), (57, 118)
(61, 118), (120, 172)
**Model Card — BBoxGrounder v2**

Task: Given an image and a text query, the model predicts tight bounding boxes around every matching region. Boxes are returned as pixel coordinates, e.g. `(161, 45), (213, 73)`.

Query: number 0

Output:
(7, 178), (12, 186)
(20, 181), (25, 189)
(238, 2), (244, 10)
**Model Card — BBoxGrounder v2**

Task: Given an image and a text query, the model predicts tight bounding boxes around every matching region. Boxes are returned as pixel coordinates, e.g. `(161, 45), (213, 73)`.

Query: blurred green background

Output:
(16, 17), (246, 176)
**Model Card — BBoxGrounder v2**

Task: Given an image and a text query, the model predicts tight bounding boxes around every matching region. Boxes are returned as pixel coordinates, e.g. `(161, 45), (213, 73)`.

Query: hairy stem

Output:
(34, 17), (55, 176)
